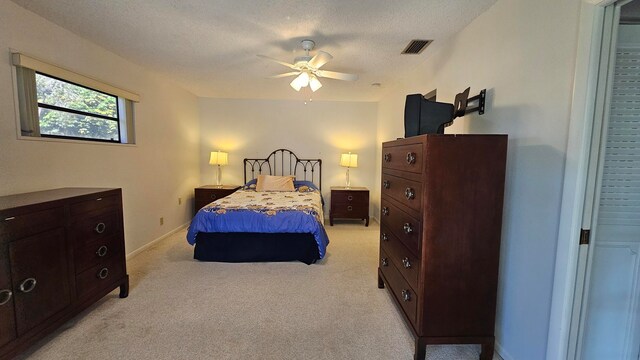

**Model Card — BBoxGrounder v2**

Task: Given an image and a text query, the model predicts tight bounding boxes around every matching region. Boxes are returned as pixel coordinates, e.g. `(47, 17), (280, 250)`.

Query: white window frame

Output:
(11, 52), (139, 145)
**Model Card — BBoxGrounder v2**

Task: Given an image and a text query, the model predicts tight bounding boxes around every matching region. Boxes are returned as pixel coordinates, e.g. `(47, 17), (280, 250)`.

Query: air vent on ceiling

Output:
(401, 39), (433, 54)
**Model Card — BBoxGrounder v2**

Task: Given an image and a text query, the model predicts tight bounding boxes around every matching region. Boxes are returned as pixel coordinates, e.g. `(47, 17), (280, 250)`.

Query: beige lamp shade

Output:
(209, 151), (228, 166)
(340, 153), (358, 168)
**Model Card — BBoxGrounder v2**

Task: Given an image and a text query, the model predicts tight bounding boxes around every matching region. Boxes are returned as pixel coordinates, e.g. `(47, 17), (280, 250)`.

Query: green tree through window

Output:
(36, 73), (120, 141)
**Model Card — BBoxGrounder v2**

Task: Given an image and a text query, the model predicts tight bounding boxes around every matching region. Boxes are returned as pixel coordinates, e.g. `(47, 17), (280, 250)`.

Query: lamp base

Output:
(215, 165), (223, 188)
(345, 168), (351, 188)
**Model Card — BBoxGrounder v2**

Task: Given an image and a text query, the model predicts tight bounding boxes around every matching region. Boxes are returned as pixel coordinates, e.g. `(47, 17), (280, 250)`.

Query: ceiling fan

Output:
(258, 39), (358, 92)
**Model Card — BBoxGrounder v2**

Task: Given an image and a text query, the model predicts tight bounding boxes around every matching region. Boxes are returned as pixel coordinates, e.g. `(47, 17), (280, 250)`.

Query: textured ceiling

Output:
(11, 0), (497, 101)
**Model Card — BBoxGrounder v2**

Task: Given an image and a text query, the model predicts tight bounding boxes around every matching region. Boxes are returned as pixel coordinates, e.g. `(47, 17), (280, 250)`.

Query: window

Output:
(13, 53), (138, 144)
(36, 73), (121, 142)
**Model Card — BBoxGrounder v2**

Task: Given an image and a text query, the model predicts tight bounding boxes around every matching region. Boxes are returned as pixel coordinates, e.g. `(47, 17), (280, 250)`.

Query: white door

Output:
(577, 4), (640, 358)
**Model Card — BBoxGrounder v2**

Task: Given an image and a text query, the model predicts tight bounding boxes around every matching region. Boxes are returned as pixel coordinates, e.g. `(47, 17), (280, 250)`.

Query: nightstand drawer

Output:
(331, 203), (368, 217)
(331, 190), (368, 205)
(194, 186), (240, 212)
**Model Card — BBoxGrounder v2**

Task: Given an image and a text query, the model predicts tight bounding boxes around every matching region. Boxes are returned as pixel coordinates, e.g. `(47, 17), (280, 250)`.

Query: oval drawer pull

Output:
(19, 278), (37, 293)
(406, 152), (417, 165)
(381, 233), (389, 242)
(382, 207), (389, 216)
(404, 187), (415, 200)
(95, 222), (106, 234)
(402, 257), (412, 269)
(0, 289), (12, 306)
(403, 223), (413, 234)
(381, 258), (389, 267)
(383, 180), (390, 189)
(347, 195), (353, 201)
(384, 153), (391, 162)
(347, 206), (353, 211)
(98, 268), (109, 280)
(401, 289), (412, 302)
(210, 194), (217, 199)
(96, 245), (108, 257)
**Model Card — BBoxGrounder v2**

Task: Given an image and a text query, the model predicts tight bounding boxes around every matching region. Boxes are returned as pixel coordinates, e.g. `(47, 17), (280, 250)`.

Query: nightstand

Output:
(330, 186), (370, 226)
(194, 185), (241, 213)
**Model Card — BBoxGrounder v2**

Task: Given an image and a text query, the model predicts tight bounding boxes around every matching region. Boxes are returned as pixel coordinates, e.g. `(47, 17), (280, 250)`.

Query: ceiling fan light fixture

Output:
(290, 72), (310, 91)
(290, 77), (303, 91)
(309, 75), (322, 92)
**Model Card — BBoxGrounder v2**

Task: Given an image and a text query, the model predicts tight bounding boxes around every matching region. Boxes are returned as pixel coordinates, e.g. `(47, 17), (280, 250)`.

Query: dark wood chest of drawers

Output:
(0, 188), (129, 359)
(329, 186), (370, 226)
(378, 135), (507, 360)
(194, 185), (241, 213)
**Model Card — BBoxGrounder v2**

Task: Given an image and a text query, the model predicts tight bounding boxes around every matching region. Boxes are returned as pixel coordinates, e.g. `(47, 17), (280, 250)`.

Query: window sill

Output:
(17, 135), (137, 147)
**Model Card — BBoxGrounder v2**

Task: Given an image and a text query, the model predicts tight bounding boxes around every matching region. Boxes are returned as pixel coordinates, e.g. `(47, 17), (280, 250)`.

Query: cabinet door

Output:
(0, 245), (16, 347)
(10, 228), (71, 335)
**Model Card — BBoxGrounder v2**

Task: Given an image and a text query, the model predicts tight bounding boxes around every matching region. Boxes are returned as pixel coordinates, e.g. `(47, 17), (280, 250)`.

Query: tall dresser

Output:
(0, 188), (129, 359)
(378, 135), (507, 360)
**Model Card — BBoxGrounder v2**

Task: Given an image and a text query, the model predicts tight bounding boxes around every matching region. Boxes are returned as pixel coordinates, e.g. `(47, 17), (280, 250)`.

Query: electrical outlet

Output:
(178, 197), (182, 205)
(160, 217), (164, 225)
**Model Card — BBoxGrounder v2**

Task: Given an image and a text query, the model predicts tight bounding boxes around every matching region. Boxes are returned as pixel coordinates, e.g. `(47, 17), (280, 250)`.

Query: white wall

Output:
(0, 0), (201, 254)
(198, 98), (378, 216)
(375, 0), (582, 359)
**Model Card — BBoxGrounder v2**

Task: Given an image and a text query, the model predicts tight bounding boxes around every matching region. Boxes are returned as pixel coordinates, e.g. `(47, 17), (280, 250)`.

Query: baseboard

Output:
(126, 222), (189, 260)
(495, 341), (514, 360)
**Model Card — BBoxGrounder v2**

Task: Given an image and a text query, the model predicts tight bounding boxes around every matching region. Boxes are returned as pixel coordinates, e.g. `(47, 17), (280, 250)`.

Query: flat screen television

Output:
(404, 94), (454, 137)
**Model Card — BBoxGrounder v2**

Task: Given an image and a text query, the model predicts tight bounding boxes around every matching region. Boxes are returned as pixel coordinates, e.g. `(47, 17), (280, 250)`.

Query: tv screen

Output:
(404, 94), (454, 137)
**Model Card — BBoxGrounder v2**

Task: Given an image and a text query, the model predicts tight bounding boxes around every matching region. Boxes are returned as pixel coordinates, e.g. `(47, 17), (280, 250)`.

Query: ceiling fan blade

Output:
(257, 55), (297, 69)
(308, 51), (333, 69)
(316, 70), (359, 81)
(268, 72), (300, 79)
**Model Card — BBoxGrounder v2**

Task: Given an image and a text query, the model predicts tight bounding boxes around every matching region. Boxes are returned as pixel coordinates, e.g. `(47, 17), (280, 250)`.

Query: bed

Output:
(186, 149), (328, 264)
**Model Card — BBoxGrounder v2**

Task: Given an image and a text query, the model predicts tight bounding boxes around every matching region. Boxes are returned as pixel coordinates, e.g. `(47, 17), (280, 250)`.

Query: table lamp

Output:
(340, 152), (358, 188)
(209, 151), (228, 187)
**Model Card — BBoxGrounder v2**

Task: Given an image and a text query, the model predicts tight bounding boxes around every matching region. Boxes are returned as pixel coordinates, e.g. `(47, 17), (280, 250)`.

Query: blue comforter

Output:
(186, 185), (329, 258)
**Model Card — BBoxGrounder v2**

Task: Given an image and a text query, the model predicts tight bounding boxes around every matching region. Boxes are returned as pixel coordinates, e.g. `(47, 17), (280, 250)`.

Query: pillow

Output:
(255, 175), (295, 192)
(293, 180), (318, 192)
(242, 179), (257, 190)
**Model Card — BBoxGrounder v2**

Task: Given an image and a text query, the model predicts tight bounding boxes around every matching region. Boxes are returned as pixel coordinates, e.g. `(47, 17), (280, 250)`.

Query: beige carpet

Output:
(18, 222), (501, 360)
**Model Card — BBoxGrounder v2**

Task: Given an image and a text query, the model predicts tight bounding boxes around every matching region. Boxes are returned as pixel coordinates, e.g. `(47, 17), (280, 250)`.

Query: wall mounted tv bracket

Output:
(439, 87), (486, 130)
(460, 88), (486, 117)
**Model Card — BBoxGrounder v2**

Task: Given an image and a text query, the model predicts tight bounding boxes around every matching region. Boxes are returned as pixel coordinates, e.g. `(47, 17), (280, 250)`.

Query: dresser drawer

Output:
(381, 173), (422, 212)
(75, 235), (124, 274)
(382, 143), (424, 174)
(380, 198), (421, 256)
(379, 247), (418, 328)
(0, 207), (64, 240)
(71, 209), (121, 246)
(75, 255), (125, 299)
(380, 225), (419, 291)
(70, 194), (120, 217)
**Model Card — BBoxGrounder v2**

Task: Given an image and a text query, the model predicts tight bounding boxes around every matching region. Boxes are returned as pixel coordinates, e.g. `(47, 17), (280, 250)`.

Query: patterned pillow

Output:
(255, 175), (295, 192)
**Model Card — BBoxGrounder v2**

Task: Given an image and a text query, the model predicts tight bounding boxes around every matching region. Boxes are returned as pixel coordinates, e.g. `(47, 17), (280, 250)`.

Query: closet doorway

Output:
(572, 1), (640, 359)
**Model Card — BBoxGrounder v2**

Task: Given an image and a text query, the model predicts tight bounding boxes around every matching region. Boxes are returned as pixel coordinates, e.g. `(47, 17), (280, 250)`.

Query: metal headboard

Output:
(244, 148), (322, 191)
